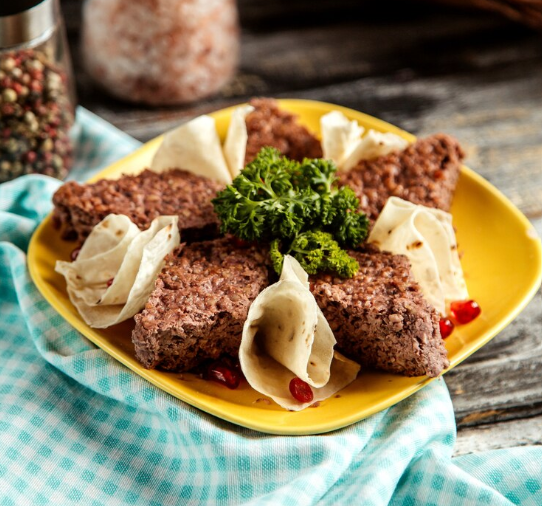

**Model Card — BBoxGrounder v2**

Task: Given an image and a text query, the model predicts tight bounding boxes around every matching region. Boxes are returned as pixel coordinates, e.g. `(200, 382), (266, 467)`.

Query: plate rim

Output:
(28, 99), (542, 435)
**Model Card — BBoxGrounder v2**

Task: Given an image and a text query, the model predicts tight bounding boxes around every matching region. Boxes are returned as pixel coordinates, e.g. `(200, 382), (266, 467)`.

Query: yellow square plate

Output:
(28, 99), (542, 435)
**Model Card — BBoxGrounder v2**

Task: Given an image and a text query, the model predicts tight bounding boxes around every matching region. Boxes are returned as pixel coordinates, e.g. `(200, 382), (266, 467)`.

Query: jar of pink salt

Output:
(82, 0), (240, 106)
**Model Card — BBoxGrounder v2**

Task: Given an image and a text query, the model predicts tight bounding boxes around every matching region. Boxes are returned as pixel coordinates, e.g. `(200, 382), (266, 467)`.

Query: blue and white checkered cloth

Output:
(0, 107), (541, 505)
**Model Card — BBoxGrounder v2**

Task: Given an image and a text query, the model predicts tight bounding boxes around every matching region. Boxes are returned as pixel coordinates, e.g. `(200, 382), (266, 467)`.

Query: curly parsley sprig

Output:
(212, 147), (369, 277)
(270, 232), (360, 278)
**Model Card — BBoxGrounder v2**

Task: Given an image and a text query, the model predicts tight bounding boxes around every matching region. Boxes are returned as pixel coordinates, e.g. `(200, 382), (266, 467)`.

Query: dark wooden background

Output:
(61, 0), (542, 454)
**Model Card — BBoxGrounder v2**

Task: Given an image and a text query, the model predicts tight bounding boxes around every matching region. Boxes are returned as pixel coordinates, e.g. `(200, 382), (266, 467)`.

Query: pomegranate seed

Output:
(70, 247), (81, 261)
(289, 378), (314, 403)
(106, 278), (114, 287)
(439, 318), (454, 339)
(231, 236), (250, 248)
(450, 300), (481, 324)
(206, 361), (241, 389)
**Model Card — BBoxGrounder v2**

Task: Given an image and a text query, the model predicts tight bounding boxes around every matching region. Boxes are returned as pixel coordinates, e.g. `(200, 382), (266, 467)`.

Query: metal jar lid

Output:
(0, 0), (59, 49)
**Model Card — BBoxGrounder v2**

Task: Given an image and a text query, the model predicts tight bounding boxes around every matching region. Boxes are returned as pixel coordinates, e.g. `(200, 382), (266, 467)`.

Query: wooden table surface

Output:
(62, 0), (542, 454)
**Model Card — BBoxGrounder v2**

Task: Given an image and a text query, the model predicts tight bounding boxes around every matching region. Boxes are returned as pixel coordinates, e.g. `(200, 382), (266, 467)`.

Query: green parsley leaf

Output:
(212, 147), (368, 277)
(287, 231), (359, 278)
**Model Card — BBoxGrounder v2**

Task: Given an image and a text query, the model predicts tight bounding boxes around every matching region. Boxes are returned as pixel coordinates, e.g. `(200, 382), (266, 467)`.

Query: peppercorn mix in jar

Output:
(0, 0), (75, 183)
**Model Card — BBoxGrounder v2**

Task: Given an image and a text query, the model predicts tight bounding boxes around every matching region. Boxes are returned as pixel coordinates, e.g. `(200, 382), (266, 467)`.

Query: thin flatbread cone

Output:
(240, 255), (360, 411)
(320, 111), (409, 171)
(56, 214), (180, 328)
(368, 197), (468, 315)
(151, 105), (254, 183)
(151, 115), (232, 184)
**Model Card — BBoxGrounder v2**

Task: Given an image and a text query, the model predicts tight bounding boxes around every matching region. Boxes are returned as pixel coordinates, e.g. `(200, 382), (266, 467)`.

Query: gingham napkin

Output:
(0, 108), (541, 506)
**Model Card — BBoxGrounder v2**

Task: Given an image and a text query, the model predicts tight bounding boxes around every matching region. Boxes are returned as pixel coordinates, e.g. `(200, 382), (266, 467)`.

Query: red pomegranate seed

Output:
(439, 318), (454, 339)
(289, 378), (314, 403)
(231, 236), (250, 248)
(207, 361), (241, 389)
(106, 278), (114, 287)
(450, 300), (481, 324)
(70, 247), (81, 261)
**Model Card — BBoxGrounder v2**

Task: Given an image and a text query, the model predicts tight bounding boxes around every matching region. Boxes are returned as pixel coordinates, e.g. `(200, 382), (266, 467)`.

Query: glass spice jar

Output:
(0, 0), (75, 183)
(82, 0), (240, 106)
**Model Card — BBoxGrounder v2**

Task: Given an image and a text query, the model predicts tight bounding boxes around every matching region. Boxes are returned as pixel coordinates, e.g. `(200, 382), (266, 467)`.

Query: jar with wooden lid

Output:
(0, 0), (76, 183)
(82, 0), (240, 106)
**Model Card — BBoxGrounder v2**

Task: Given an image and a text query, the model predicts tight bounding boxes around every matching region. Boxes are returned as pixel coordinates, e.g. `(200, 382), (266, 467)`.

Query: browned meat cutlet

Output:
(339, 134), (464, 222)
(52, 168), (224, 244)
(132, 238), (271, 372)
(133, 237), (446, 377)
(245, 98), (323, 164)
(310, 245), (449, 377)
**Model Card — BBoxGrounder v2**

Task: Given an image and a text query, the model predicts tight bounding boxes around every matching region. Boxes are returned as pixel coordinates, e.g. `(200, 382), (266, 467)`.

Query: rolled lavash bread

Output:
(240, 255), (360, 411)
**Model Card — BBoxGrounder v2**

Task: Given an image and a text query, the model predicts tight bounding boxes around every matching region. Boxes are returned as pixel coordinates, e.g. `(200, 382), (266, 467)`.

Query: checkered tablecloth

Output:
(0, 107), (541, 505)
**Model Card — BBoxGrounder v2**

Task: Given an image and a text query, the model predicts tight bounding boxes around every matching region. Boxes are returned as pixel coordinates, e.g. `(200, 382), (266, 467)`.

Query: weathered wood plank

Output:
(447, 288), (542, 429)
(455, 415), (542, 456)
